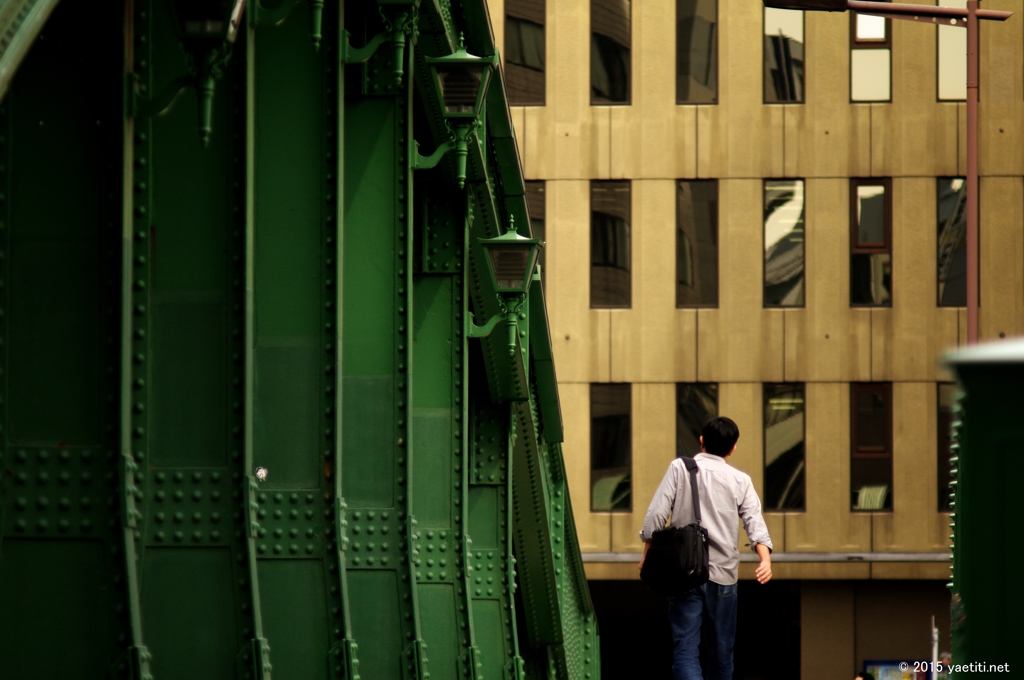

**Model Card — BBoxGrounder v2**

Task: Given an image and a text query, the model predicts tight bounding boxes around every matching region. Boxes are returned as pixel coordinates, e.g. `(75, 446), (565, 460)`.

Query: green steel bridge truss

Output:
(0, 1), (599, 678)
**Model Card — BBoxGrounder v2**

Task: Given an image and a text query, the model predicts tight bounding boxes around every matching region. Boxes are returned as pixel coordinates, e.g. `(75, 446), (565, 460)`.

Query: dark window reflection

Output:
(851, 254), (891, 305)
(764, 180), (805, 307)
(676, 383), (718, 458)
(677, 0), (717, 104)
(677, 180), (718, 307)
(851, 383), (892, 511)
(937, 383), (956, 512)
(764, 384), (805, 511)
(938, 178), (967, 306)
(591, 181), (631, 308)
(591, 0), (631, 103)
(764, 8), (804, 103)
(591, 383), (632, 511)
(851, 181), (891, 307)
(525, 181), (546, 291)
(506, 0), (546, 105)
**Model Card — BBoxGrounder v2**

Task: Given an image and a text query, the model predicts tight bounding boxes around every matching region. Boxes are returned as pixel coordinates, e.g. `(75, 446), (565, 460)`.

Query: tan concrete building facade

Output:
(490, 0), (1024, 676)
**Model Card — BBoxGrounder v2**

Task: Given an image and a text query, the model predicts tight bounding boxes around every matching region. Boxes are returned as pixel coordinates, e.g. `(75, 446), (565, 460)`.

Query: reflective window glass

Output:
(856, 14), (886, 41)
(677, 0), (717, 104)
(764, 383), (805, 511)
(850, 8), (891, 101)
(676, 383), (717, 458)
(851, 383), (893, 511)
(764, 180), (805, 307)
(591, 383), (631, 512)
(938, 178), (967, 306)
(851, 49), (891, 102)
(591, 181), (631, 308)
(856, 185), (886, 245)
(592, 0), (631, 104)
(677, 180), (718, 307)
(938, 0), (967, 100)
(851, 179), (892, 307)
(764, 8), (804, 103)
(505, 0), (546, 105)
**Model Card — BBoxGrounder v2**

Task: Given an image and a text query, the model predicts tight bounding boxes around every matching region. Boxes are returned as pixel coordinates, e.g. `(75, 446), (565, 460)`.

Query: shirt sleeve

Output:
(639, 460), (679, 542)
(738, 476), (773, 554)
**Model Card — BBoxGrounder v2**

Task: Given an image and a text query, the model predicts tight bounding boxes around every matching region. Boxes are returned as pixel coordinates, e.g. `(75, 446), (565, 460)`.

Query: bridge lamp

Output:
(166, 0), (247, 145)
(424, 35), (497, 188)
(472, 217), (544, 356)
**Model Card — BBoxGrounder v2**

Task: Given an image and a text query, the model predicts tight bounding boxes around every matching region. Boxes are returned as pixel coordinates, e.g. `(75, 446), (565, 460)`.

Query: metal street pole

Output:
(841, 0), (1010, 345)
(966, 0), (980, 344)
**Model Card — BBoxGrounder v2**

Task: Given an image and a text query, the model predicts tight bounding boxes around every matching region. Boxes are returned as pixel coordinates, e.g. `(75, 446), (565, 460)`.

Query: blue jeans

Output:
(668, 582), (738, 680)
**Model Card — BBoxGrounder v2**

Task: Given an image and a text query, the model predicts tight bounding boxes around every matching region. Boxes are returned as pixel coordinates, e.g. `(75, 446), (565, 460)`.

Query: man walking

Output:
(639, 416), (773, 680)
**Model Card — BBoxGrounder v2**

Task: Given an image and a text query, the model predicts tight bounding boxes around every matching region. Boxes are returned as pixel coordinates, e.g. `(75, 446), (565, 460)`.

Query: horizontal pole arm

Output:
(849, 0), (1012, 22)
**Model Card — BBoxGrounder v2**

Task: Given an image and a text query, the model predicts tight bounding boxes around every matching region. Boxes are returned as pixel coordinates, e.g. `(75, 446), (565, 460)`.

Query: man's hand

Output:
(754, 543), (772, 584)
(639, 541), (651, 571)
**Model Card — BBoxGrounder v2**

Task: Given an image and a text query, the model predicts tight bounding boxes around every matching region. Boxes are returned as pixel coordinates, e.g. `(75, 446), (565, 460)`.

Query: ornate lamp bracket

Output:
(341, 8), (416, 86)
(467, 293), (526, 358)
(411, 121), (478, 187)
(127, 39), (235, 148)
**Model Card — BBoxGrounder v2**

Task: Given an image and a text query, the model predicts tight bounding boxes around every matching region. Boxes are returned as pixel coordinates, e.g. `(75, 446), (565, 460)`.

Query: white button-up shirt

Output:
(640, 452), (773, 586)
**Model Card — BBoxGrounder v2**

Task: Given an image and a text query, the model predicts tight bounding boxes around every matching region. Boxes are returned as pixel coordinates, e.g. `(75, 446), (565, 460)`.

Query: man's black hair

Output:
(856, 673), (876, 680)
(701, 416), (739, 456)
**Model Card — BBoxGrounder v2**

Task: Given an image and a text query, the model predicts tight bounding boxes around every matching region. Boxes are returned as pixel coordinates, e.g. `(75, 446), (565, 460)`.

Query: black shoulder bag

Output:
(640, 457), (710, 597)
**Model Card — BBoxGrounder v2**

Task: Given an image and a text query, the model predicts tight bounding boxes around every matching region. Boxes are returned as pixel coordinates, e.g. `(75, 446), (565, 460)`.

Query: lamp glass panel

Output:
(436, 65), (486, 114)
(488, 244), (535, 290)
(173, 0), (234, 37)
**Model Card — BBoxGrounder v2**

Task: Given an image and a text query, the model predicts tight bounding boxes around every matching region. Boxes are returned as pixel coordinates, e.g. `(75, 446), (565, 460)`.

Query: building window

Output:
(850, 5), (891, 102)
(525, 181), (546, 290)
(764, 384), (806, 511)
(591, 0), (631, 104)
(937, 383), (956, 512)
(938, 178), (967, 307)
(505, 0), (546, 105)
(764, 7), (804, 103)
(764, 180), (805, 307)
(937, 0), (967, 100)
(850, 178), (892, 307)
(676, 383), (718, 458)
(851, 383), (893, 511)
(591, 181), (631, 308)
(591, 383), (632, 512)
(677, 180), (718, 307)
(677, 0), (717, 104)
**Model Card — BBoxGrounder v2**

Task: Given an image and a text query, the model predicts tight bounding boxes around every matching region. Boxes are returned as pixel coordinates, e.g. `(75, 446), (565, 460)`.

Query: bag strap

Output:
(681, 456), (702, 524)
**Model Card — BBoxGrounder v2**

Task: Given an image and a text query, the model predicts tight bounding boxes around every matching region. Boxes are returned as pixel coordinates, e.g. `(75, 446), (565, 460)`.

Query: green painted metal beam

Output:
(0, 1), (596, 678)
(0, 0), (61, 103)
